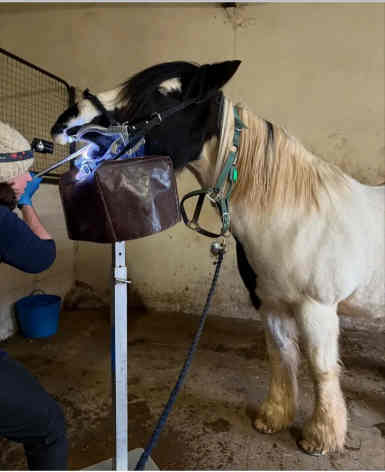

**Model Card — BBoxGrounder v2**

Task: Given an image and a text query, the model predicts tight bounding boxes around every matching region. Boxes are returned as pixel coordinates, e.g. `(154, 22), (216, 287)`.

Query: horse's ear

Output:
(182, 60), (241, 99)
(205, 60), (241, 89)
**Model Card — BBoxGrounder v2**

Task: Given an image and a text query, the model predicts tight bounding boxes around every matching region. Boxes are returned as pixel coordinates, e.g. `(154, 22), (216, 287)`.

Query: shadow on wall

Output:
(63, 280), (108, 311)
(63, 280), (148, 312)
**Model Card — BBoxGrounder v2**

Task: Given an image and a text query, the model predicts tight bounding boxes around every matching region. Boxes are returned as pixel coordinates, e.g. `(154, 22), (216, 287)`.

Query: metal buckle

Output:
(207, 189), (221, 203)
(120, 126), (129, 145)
(187, 221), (199, 231)
(152, 112), (162, 124)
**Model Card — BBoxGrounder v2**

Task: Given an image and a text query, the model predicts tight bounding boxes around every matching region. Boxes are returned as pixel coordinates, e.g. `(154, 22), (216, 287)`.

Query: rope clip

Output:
(210, 237), (227, 257)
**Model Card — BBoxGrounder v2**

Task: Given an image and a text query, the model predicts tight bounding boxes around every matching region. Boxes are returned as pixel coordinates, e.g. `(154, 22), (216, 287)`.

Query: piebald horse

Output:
(51, 61), (384, 455)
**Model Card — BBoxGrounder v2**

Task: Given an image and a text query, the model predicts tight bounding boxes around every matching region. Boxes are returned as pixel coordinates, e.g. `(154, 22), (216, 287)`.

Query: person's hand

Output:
(18, 172), (42, 208)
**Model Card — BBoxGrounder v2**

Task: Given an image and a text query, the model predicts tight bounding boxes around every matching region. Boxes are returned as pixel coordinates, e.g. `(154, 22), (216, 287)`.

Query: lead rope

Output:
(135, 246), (226, 470)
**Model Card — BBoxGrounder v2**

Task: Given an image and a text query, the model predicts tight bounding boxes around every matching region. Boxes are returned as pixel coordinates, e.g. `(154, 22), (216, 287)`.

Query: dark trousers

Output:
(0, 353), (68, 470)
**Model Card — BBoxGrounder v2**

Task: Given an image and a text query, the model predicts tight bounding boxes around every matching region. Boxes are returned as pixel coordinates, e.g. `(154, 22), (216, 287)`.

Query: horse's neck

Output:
(187, 97), (235, 189)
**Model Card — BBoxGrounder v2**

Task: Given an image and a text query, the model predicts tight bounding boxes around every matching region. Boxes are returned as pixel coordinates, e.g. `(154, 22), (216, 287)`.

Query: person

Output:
(0, 121), (68, 470)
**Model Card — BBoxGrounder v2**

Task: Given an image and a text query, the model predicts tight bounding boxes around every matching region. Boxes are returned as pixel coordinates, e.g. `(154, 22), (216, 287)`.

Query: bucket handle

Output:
(30, 289), (45, 296)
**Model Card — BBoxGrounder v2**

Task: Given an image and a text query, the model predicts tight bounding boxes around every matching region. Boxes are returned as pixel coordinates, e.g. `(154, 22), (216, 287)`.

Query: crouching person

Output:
(0, 121), (68, 470)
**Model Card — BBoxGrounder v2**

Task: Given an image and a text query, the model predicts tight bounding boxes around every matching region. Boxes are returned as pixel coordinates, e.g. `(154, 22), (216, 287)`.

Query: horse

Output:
(51, 60), (385, 455)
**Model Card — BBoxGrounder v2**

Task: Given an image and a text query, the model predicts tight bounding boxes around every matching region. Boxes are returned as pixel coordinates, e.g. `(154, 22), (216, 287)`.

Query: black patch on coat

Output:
(234, 236), (261, 310)
(265, 120), (274, 157)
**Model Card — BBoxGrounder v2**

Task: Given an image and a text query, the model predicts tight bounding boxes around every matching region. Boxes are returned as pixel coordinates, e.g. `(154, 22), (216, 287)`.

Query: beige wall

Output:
(0, 3), (383, 325)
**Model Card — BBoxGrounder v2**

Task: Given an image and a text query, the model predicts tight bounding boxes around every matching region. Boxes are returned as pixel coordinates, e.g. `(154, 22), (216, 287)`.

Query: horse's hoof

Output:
(296, 438), (327, 456)
(254, 418), (280, 434)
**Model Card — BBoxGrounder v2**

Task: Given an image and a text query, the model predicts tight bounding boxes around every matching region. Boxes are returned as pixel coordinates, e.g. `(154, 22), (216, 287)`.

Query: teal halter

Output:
(180, 106), (246, 238)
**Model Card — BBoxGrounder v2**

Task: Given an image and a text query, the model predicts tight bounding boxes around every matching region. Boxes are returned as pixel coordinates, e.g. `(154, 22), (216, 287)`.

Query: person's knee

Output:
(45, 399), (67, 444)
(25, 399), (68, 470)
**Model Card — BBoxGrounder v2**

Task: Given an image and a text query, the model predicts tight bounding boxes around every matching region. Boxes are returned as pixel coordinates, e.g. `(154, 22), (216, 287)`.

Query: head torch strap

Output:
(0, 150), (34, 162)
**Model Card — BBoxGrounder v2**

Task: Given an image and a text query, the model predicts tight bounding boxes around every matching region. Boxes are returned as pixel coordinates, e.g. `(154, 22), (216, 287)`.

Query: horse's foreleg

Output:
(254, 309), (299, 434)
(296, 300), (346, 455)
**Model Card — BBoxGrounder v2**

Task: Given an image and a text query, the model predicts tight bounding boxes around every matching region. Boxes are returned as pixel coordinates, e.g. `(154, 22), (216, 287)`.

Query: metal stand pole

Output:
(111, 241), (129, 470)
(85, 243), (158, 471)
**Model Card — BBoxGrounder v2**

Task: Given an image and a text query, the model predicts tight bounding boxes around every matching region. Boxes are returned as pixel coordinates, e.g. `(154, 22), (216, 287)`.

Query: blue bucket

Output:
(15, 291), (61, 339)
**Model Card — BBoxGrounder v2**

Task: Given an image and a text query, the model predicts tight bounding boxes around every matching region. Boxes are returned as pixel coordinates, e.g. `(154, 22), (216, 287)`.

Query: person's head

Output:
(0, 121), (34, 209)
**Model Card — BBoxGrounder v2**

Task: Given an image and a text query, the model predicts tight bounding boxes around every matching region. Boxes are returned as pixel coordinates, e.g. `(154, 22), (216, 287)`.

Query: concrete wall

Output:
(0, 4), (383, 325)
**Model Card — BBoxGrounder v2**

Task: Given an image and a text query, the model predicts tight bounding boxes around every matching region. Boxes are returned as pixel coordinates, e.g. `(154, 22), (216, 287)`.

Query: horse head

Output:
(51, 60), (241, 171)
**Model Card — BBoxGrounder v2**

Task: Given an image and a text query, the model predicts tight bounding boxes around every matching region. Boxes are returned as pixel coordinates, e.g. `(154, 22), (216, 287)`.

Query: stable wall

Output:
(0, 3), (383, 323)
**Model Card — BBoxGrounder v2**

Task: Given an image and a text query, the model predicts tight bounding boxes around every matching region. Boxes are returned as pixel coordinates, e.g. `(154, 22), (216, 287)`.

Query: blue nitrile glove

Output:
(17, 172), (42, 208)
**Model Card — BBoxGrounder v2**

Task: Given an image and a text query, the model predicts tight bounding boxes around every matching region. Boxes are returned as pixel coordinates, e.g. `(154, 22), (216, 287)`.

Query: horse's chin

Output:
(53, 133), (71, 145)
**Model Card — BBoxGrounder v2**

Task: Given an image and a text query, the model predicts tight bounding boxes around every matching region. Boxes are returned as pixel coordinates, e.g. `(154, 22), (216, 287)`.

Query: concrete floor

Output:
(0, 308), (384, 470)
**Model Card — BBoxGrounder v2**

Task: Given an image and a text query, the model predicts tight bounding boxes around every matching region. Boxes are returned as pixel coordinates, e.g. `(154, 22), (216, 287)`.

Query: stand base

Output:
(84, 448), (159, 471)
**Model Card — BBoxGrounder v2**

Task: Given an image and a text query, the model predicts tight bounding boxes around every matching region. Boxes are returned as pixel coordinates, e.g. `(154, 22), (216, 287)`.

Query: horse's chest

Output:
(231, 208), (376, 306)
(233, 218), (309, 302)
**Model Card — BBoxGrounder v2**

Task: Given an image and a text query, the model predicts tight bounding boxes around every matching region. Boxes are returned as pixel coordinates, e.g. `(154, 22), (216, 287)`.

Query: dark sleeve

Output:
(0, 206), (56, 274)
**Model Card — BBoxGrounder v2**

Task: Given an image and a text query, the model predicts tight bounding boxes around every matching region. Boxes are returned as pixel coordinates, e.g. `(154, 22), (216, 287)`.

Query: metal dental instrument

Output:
(33, 123), (129, 180)
(34, 144), (93, 179)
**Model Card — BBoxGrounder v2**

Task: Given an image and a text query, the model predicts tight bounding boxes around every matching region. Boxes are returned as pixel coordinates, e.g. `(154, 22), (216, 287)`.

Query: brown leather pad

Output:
(59, 156), (180, 243)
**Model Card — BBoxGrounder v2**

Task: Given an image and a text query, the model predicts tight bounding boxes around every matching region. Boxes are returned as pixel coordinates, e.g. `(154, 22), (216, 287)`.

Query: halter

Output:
(180, 103), (245, 238)
(83, 89), (245, 238)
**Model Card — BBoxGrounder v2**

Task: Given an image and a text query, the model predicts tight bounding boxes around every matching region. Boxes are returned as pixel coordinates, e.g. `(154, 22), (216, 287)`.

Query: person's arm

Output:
(0, 206), (56, 273)
(20, 205), (52, 240)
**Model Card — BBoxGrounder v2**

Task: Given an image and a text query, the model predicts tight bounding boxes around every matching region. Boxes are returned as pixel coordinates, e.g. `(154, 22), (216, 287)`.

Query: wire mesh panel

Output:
(0, 48), (75, 180)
